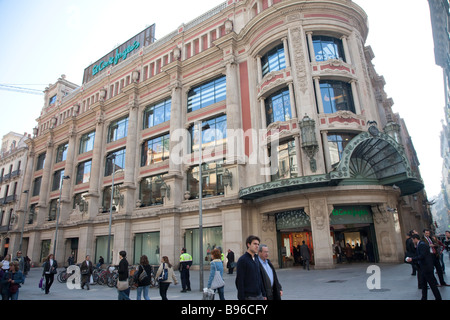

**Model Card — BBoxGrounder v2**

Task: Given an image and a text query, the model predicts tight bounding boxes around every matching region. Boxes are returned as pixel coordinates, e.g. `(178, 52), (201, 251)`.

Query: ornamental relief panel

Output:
(257, 68), (293, 99)
(311, 59), (356, 80)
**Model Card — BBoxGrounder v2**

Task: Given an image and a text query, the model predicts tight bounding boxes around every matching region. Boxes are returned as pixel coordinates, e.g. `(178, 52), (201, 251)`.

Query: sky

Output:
(0, 0), (445, 197)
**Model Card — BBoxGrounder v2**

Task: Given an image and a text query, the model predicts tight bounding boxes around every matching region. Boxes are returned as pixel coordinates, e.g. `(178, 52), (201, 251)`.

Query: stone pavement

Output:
(16, 259), (449, 300)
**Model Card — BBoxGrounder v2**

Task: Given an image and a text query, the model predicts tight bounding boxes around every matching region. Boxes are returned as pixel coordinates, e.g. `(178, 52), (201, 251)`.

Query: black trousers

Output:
(44, 273), (55, 294)
(418, 268), (442, 300)
(180, 269), (190, 290)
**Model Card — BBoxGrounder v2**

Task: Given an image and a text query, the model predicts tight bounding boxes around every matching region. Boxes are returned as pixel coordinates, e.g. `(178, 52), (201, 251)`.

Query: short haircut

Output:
(259, 244), (268, 252)
(119, 250), (127, 258)
(411, 234), (420, 240)
(246, 235), (260, 248)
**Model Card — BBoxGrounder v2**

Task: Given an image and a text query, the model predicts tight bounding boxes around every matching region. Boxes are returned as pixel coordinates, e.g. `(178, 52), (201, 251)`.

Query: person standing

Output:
(235, 235), (266, 300)
(155, 256), (178, 300)
(179, 248), (192, 292)
(226, 249), (235, 274)
(135, 255), (152, 300)
(117, 251), (130, 300)
(4, 261), (24, 300)
(13, 251), (25, 274)
(80, 255), (93, 290)
(207, 248), (225, 300)
(42, 254), (58, 294)
(406, 230), (418, 276)
(406, 234), (442, 300)
(300, 241), (311, 270)
(258, 244), (282, 300)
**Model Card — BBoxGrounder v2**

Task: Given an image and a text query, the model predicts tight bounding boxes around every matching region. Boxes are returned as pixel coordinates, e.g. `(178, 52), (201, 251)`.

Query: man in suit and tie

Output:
(406, 234), (442, 300)
(423, 229), (448, 286)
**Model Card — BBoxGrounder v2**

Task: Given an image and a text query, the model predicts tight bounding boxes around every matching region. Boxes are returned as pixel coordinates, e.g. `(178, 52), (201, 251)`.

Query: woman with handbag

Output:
(207, 248), (225, 300)
(117, 250), (130, 300)
(42, 254), (58, 294)
(80, 255), (93, 290)
(135, 255), (152, 300)
(155, 256), (178, 300)
(3, 261), (24, 300)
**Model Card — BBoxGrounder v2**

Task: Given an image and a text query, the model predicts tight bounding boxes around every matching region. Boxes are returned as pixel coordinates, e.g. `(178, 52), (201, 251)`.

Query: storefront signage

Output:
(332, 208), (369, 217)
(92, 41), (140, 76)
(83, 24), (156, 84)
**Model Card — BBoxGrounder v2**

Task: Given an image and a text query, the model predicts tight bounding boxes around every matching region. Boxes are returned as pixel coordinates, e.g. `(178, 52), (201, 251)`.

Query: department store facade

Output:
(9, 0), (430, 269)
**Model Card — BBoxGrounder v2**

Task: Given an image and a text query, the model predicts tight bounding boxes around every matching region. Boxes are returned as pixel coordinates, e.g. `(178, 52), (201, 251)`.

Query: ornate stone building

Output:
(8, 0), (430, 269)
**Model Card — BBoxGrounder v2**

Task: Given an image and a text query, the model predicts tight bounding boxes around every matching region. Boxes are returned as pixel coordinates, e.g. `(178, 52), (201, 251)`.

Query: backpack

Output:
(158, 263), (168, 282)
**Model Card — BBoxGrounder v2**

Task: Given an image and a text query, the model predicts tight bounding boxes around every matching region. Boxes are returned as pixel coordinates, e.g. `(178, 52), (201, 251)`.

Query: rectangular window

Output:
(49, 95), (57, 106)
(48, 199), (58, 221)
(185, 227), (222, 265)
(141, 134), (170, 167)
(190, 114), (227, 153)
(73, 192), (88, 209)
(32, 177), (42, 196)
(102, 183), (122, 212)
(143, 98), (171, 129)
(55, 143), (68, 163)
(107, 117), (128, 143)
(51, 169), (65, 191)
(320, 80), (355, 114)
(187, 159), (224, 199)
(79, 131), (95, 154)
(36, 153), (46, 171)
(76, 160), (92, 184)
(312, 36), (346, 62)
(105, 148), (126, 176)
(269, 140), (298, 181)
(187, 76), (226, 113)
(265, 88), (292, 126)
(139, 174), (167, 207)
(327, 133), (356, 167)
(261, 43), (286, 77)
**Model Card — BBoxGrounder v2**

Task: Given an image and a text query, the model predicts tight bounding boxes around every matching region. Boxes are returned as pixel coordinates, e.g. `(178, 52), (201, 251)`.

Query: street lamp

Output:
(196, 120), (210, 291)
(19, 190), (29, 253)
(53, 175), (70, 257)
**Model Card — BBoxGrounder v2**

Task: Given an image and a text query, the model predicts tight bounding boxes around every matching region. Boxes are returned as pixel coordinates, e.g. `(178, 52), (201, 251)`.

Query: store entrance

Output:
(279, 230), (313, 268)
(332, 225), (379, 263)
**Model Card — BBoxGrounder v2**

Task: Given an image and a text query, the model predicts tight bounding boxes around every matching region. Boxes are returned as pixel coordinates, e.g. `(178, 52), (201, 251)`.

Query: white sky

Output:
(0, 0), (444, 197)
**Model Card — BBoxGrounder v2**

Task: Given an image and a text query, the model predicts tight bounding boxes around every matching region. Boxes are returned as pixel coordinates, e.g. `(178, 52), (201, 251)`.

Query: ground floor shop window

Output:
(40, 239), (51, 263)
(185, 226), (222, 265)
(95, 236), (114, 265)
(134, 232), (160, 265)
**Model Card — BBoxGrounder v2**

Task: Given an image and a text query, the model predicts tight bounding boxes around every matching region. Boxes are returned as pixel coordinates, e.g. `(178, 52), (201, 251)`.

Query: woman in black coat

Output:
(42, 254), (58, 294)
(117, 251), (130, 300)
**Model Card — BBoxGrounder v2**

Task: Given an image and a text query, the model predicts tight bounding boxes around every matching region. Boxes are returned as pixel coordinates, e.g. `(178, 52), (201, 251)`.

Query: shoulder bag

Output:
(210, 261), (224, 289)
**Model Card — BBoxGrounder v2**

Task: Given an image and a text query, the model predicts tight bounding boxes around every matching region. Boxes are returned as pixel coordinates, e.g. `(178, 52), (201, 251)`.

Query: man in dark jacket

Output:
(235, 235), (266, 300)
(258, 244), (282, 300)
(406, 234), (442, 300)
(80, 255), (93, 290)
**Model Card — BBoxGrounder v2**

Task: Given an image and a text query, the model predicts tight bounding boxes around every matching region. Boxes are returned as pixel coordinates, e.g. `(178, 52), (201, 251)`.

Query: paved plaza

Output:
(16, 256), (450, 301)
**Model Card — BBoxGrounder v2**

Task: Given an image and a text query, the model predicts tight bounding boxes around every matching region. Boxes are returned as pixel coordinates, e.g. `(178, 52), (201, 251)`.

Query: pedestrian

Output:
(155, 256), (178, 300)
(207, 248), (225, 300)
(423, 229), (448, 286)
(179, 248), (192, 292)
(135, 255), (152, 300)
(1, 254), (11, 271)
(67, 254), (75, 266)
(80, 255), (93, 290)
(2, 261), (24, 300)
(406, 234), (442, 300)
(300, 241), (311, 270)
(345, 243), (353, 263)
(258, 244), (282, 300)
(117, 250), (130, 300)
(226, 249), (235, 274)
(235, 235), (266, 300)
(97, 256), (104, 268)
(13, 251), (25, 274)
(405, 230), (418, 276)
(42, 254), (58, 294)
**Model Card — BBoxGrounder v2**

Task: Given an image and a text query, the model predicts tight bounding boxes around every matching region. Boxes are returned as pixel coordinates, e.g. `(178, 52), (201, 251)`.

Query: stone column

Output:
(308, 197), (334, 269)
(37, 135), (55, 224)
(313, 77), (324, 114)
(341, 35), (352, 64)
(60, 124), (77, 222)
(350, 80), (362, 115)
(282, 37), (291, 68)
(306, 32), (315, 63)
(321, 131), (332, 172)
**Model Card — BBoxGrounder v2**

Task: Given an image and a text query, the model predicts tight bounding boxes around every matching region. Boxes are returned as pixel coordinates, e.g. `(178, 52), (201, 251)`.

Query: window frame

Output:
(319, 80), (355, 114)
(269, 139), (298, 181)
(265, 88), (292, 126)
(312, 35), (346, 62)
(187, 76), (226, 113)
(261, 43), (286, 77)
(79, 131), (95, 154)
(107, 117), (129, 143)
(55, 143), (68, 163)
(141, 134), (170, 167)
(104, 148), (126, 176)
(76, 159), (92, 184)
(143, 98), (172, 129)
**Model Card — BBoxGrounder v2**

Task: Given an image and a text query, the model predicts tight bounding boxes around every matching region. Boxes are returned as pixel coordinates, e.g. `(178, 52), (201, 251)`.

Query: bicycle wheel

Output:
(107, 273), (117, 288)
(57, 270), (67, 283)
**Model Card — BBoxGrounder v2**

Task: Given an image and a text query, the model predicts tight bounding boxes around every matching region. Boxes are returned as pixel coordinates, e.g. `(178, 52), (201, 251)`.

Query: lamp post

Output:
(106, 154), (115, 265)
(19, 190), (29, 252)
(53, 175), (70, 257)
(196, 120), (210, 290)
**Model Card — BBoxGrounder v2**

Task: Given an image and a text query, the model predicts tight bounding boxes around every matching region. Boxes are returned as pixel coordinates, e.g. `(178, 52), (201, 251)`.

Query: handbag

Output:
(202, 288), (215, 300)
(158, 263), (168, 282)
(39, 277), (44, 289)
(210, 262), (224, 289)
(117, 280), (129, 291)
(138, 266), (148, 282)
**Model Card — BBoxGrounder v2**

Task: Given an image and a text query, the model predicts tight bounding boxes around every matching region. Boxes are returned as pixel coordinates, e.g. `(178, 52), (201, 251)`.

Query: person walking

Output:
(155, 256), (178, 300)
(406, 230), (418, 276)
(406, 234), (442, 300)
(226, 249), (235, 274)
(258, 244), (282, 300)
(423, 229), (448, 286)
(235, 235), (266, 300)
(1, 254), (11, 271)
(42, 254), (58, 294)
(135, 255), (152, 300)
(300, 241), (311, 270)
(2, 261), (24, 300)
(207, 248), (225, 300)
(117, 250), (130, 300)
(179, 248), (192, 292)
(80, 255), (93, 290)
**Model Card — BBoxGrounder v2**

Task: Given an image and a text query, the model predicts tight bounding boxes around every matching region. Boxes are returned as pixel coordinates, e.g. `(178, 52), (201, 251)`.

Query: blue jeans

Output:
(214, 286), (225, 300)
(136, 285), (150, 300)
(118, 288), (130, 300)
